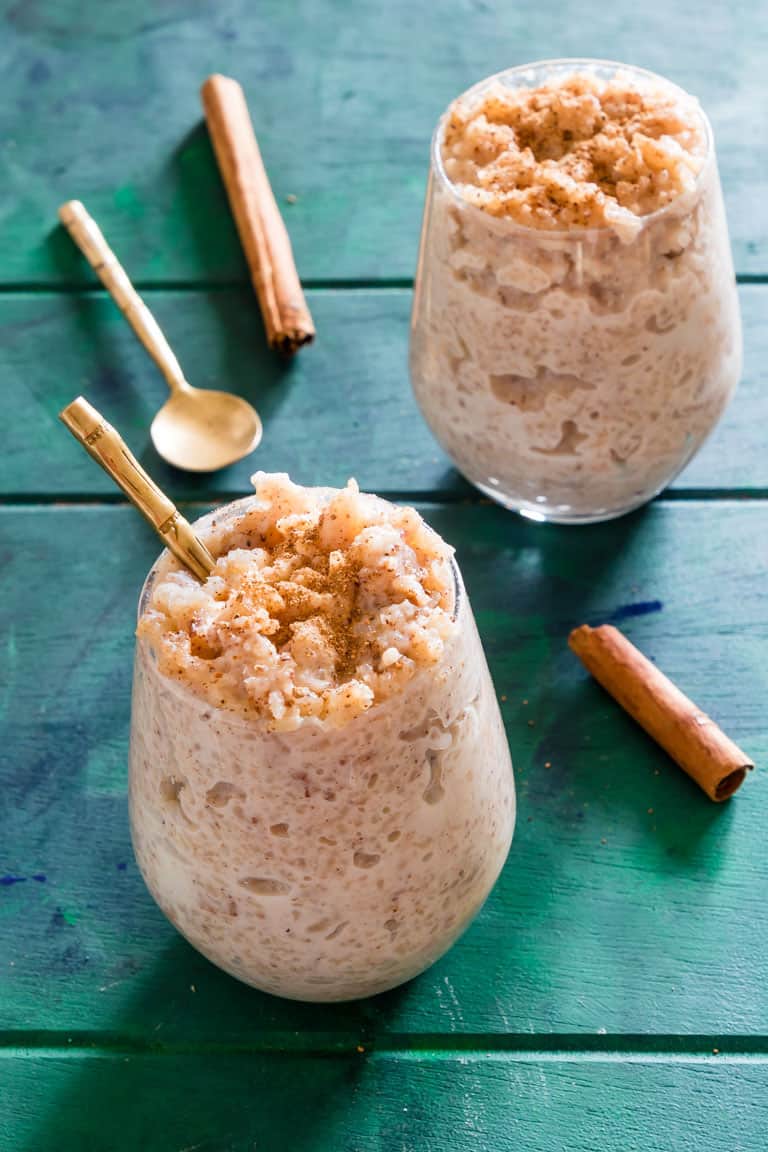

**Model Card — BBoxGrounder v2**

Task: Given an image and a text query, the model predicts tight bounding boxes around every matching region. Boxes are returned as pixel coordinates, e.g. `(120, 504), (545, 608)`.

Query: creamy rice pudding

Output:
(410, 60), (742, 522)
(130, 474), (514, 1000)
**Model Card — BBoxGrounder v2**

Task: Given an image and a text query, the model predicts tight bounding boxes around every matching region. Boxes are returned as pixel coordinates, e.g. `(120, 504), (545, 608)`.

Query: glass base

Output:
(470, 478), (658, 525)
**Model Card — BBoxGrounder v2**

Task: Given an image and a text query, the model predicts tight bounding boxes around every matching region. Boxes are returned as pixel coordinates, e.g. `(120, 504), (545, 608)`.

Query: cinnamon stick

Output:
(201, 74), (315, 354)
(569, 624), (752, 802)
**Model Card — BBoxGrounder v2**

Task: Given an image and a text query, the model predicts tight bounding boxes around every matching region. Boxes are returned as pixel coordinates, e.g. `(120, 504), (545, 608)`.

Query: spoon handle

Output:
(58, 200), (189, 395)
(60, 395), (215, 582)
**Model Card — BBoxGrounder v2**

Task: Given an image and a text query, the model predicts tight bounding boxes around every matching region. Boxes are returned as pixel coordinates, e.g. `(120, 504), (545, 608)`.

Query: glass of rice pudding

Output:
(410, 60), (742, 523)
(129, 473), (514, 1001)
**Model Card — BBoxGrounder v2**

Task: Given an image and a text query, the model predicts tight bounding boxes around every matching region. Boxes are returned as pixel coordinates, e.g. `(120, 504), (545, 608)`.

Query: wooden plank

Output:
(1, 502), (766, 1041)
(0, 0), (765, 283)
(1, 1052), (767, 1151)
(1, 285), (765, 499)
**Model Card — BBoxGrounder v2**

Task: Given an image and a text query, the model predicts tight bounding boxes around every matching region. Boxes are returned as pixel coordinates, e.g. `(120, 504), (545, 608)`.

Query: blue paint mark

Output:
(32, 874), (47, 883)
(607, 599), (663, 623)
(116, 862), (127, 871)
(0, 875), (27, 886)
(27, 59), (51, 84)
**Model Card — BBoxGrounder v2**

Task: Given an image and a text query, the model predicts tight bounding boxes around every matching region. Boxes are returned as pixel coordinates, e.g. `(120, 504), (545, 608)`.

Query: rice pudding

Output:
(410, 60), (742, 522)
(130, 473), (514, 1000)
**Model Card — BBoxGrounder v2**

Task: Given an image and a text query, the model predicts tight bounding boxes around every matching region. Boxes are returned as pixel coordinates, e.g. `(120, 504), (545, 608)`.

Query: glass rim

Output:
(430, 57), (715, 240)
(138, 495), (463, 621)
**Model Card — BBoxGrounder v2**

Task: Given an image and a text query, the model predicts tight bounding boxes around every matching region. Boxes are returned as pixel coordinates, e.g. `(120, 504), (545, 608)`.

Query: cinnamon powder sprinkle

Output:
(442, 70), (707, 236)
(139, 474), (456, 731)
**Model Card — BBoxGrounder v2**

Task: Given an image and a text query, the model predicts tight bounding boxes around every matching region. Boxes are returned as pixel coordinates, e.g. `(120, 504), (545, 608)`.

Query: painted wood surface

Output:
(2, 1052), (767, 1152)
(2, 1), (767, 1146)
(2, 502), (766, 1044)
(1, 0), (766, 284)
(1, 284), (766, 499)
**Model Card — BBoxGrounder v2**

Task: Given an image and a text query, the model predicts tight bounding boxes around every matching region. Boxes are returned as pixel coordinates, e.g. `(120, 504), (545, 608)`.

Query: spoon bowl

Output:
(151, 387), (262, 472)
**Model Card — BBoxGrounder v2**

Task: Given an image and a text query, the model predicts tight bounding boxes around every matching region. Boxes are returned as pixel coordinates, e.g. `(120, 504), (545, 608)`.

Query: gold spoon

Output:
(60, 395), (215, 581)
(58, 200), (262, 472)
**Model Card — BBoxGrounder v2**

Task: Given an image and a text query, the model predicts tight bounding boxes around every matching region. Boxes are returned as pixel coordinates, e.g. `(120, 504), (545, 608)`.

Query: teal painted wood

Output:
(2, 0), (767, 1142)
(1, 503), (766, 1042)
(0, 0), (766, 283)
(0, 285), (765, 499)
(2, 1053), (767, 1151)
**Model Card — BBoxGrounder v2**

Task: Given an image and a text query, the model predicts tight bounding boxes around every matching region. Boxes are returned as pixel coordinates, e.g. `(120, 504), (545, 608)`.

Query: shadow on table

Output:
(535, 673), (737, 851)
(45, 219), (153, 424)
(437, 497), (741, 974)
(172, 120), (241, 286)
(20, 933), (410, 1152)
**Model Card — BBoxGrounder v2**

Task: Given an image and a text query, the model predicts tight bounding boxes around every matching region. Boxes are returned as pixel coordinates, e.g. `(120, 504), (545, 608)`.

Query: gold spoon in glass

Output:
(60, 395), (215, 581)
(59, 200), (262, 472)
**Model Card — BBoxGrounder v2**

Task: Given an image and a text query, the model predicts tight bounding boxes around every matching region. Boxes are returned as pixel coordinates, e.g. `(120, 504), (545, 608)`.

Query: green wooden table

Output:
(2, 3), (767, 1148)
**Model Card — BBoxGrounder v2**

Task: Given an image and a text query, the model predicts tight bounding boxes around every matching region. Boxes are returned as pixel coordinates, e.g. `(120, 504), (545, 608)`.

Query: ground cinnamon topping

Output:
(138, 474), (456, 730)
(441, 71), (707, 234)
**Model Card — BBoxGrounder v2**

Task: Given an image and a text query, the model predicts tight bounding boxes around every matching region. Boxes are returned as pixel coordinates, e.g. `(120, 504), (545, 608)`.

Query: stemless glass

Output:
(410, 60), (742, 524)
(129, 499), (515, 1002)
